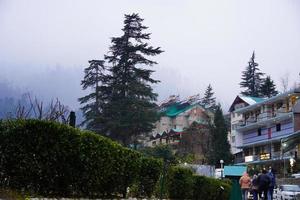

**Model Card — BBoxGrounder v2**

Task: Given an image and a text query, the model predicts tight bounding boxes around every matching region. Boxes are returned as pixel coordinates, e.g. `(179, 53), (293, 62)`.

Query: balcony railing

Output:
(236, 110), (292, 131)
(235, 151), (282, 164)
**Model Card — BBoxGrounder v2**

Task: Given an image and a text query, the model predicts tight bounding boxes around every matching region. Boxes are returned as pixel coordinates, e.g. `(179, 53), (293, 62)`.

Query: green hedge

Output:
(137, 157), (162, 198)
(0, 120), (161, 198)
(193, 176), (232, 200)
(167, 166), (232, 200)
(167, 167), (194, 199)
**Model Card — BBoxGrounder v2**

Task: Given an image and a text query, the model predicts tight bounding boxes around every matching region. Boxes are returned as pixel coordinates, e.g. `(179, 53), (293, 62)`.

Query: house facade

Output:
(228, 96), (265, 163)
(147, 94), (213, 147)
(229, 88), (300, 174)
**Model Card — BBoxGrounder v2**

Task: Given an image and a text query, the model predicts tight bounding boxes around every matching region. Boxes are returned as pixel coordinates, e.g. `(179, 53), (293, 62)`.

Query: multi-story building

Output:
(147, 94), (213, 147)
(228, 96), (265, 163)
(229, 87), (300, 174)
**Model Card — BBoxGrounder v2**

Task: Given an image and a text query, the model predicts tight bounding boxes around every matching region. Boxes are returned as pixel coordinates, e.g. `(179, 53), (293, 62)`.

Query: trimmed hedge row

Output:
(167, 167), (232, 200)
(0, 120), (162, 198)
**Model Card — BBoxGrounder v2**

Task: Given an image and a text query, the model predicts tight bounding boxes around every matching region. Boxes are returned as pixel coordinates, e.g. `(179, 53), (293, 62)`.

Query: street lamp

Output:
(220, 160), (224, 179)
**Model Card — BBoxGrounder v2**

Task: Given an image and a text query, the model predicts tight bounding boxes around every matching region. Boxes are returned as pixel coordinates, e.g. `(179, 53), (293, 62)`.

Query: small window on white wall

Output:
(276, 123), (281, 132)
(257, 128), (262, 136)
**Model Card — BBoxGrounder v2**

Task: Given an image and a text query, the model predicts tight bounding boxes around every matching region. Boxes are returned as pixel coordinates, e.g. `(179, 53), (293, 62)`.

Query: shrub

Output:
(193, 176), (232, 200)
(166, 166), (232, 200)
(0, 119), (158, 198)
(167, 166), (194, 199)
(137, 157), (162, 198)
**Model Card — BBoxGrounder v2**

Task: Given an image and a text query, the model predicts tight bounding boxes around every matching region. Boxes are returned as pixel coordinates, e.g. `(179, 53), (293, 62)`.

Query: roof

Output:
(164, 102), (202, 117)
(159, 94), (205, 117)
(240, 96), (265, 105)
(224, 166), (247, 177)
(170, 128), (184, 133)
(229, 95), (265, 112)
(235, 87), (300, 114)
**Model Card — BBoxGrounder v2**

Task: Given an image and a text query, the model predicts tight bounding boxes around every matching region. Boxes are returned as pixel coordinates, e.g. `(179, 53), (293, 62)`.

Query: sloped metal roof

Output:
(224, 166), (247, 177)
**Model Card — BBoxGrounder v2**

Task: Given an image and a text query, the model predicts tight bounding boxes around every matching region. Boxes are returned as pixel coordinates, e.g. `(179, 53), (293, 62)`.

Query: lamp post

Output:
(220, 159), (224, 179)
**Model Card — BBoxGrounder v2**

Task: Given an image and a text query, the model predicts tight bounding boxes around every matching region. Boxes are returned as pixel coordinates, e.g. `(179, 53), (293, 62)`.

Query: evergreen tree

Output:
(208, 105), (232, 166)
(240, 51), (264, 97)
(102, 13), (163, 146)
(260, 75), (278, 98)
(201, 84), (216, 110)
(79, 60), (108, 131)
(177, 122), (210, 164)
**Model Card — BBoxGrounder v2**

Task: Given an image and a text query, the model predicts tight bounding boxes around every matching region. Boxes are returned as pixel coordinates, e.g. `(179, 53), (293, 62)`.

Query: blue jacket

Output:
(268, 172), (275, 187)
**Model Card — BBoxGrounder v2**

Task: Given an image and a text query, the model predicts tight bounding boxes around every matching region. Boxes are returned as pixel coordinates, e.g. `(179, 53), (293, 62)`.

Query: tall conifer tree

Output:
(208, 105), (232, 166)
(240, 51), (264, 97)
(201, 84), (216, 110)
(79, 60), (108, 131)
(102, 13), (163, 146)
(260, 75), (278, 98)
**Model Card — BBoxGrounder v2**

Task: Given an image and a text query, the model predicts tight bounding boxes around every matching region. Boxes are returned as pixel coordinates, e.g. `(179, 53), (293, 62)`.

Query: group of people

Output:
(239, 168), (276, 200)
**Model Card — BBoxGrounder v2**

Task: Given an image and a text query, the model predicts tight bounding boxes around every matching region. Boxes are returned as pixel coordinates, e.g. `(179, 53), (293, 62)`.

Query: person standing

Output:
(239, 172), (251, 200)
(257, 169), (271, 200)
(251, 174), (259, 200)
(267, 168), (276, 200)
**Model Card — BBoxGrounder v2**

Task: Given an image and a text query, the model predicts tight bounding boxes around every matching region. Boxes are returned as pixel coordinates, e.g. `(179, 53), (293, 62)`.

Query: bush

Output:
(136, 157), (162, 198)
(167, 166), (194, 199)
(0, 119), (159, 198)
(193, 176), (232, 200)
(166, 166), (232, 200)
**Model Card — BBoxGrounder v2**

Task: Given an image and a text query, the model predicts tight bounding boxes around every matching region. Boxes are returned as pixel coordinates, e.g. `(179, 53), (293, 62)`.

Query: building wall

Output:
(175, 114), (187, 130)
(148, 104), (211, 147)
(230, 106), (244, 154)
(243, 120), (294, 145)
(294, 113), (300, 132)
(153, 116), (172, 135)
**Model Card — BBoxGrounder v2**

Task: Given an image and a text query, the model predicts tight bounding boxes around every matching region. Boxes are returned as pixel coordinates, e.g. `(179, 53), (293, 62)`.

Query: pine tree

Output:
(260, 75), (278, 98)
(79, 60), (108, 131)
(102, 13), (163, 146)
(208, 105), (232, 166)
(240, 51), (264, 97)
(177, 122), (210, 164)
(201, 84), (216, 110)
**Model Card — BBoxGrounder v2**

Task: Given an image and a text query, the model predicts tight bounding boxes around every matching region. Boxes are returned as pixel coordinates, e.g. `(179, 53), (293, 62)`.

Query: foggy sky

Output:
(1, 0), (300, 111)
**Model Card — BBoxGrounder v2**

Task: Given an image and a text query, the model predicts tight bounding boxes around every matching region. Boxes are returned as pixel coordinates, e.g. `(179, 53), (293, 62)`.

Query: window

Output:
(231, 136), (235, 143)
(276, 102), (283, 109)
(231, 125), (235, 131)
(244, 149), (250, 156)
(255, 146), (260, 155)
(273, 143), (281, 152)
(257, 128), (262, 136)
(276, 123), (281, 132)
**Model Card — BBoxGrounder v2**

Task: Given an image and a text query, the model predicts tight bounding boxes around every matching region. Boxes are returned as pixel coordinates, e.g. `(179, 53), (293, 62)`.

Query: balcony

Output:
(236, 111), (292, 132)
(236, 151), (282, 164)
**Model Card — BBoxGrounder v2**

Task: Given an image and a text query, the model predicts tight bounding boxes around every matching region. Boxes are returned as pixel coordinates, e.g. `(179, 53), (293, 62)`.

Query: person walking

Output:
(257, 169), (271, 200)
(267, 168), (276, 200)
(251, 174), (259, 200)
(239, 172), (251, 200)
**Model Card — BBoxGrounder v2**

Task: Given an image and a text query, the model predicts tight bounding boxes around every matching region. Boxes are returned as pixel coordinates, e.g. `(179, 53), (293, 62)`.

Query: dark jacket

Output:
(257, 173), (271, 190)
(268, 172), (275, 188)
